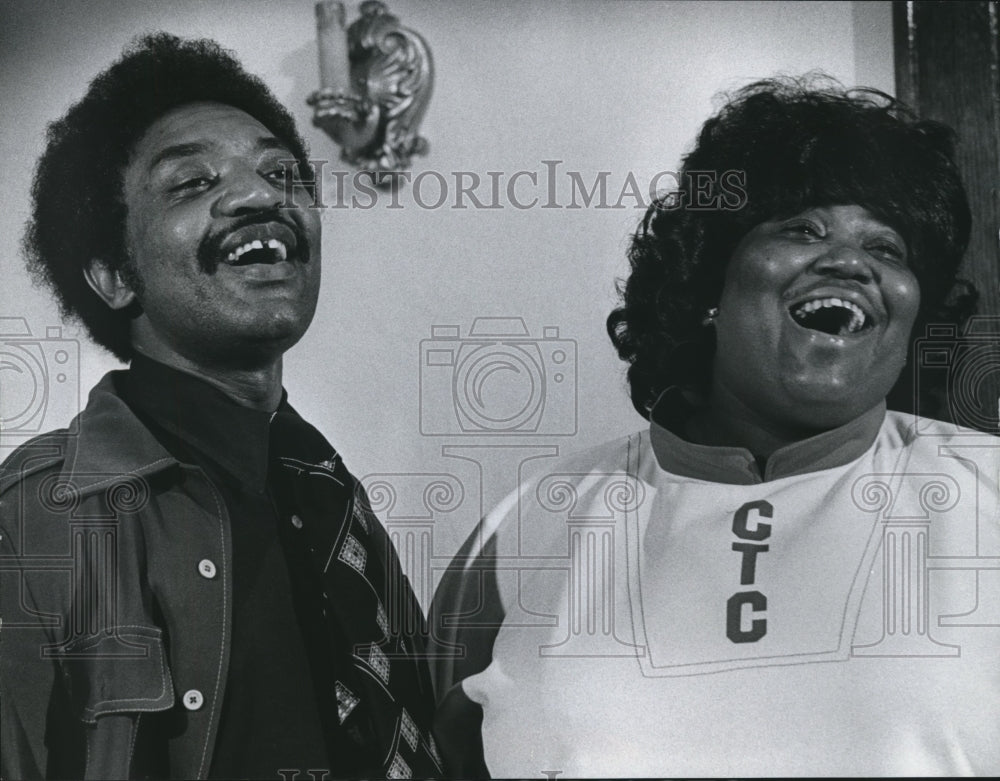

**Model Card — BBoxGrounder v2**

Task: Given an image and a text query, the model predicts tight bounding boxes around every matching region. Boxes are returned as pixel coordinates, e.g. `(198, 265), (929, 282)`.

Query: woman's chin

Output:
(779, 377), (884, 428)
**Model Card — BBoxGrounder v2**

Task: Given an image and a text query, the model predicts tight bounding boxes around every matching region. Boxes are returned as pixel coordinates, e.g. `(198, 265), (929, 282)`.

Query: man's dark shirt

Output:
(121, 355), (359, 778)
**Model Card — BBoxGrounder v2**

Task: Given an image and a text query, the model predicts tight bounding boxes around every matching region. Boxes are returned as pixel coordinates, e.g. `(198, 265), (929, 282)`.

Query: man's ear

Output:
(84, 258), (138, 310)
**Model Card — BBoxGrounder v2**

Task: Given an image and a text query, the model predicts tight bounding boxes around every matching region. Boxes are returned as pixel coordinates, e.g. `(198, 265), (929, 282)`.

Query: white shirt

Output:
(436, 410), (1000, 777)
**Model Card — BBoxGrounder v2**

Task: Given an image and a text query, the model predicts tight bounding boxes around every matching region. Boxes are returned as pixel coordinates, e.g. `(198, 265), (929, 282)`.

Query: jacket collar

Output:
(59, 370), (179, 497)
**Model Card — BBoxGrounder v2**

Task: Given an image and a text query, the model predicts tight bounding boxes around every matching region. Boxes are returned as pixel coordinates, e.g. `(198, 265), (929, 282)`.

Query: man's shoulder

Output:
(0, 428), (73, 498)
(0, 369), (173, 502)
(0, 429), (76, 557)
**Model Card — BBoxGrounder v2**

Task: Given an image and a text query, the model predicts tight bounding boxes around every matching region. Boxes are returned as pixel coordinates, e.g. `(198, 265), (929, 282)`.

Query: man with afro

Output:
(1, 33), (443, 780)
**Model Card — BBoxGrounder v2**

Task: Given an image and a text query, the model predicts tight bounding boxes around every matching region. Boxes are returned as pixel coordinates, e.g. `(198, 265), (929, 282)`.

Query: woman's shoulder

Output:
(881, 409), (1000, 496)
(882, 409), (1000, 445)
(520, 430), (650, 481)
(467, 430), (652, 552)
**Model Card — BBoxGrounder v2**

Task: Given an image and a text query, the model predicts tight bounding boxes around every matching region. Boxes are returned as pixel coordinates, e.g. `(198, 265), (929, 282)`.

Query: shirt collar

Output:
(648, 388), (886, 484)
(122, 354), (278, 488)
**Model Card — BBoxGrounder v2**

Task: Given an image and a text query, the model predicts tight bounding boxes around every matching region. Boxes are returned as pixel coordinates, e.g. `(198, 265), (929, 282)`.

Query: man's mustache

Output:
(196, 209), (309, 274)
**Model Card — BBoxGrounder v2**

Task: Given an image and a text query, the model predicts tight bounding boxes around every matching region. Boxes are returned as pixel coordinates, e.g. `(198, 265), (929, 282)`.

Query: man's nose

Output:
(213, 165), (282, 215)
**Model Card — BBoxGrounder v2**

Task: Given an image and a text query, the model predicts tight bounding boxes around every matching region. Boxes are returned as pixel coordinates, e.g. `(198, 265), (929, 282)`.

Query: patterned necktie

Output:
(269, 405), (444, 778)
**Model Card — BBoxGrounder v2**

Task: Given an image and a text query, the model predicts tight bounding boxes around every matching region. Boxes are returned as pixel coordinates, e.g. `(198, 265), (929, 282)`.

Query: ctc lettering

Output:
(727, 500), (772, 643)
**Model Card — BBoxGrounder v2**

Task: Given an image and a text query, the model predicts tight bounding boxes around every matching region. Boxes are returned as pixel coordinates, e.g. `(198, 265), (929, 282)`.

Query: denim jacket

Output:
(1, 372), (239, 779)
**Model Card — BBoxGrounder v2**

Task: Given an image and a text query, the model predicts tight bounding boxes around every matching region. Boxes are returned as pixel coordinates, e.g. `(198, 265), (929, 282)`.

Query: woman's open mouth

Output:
(789, 296), (873, 336)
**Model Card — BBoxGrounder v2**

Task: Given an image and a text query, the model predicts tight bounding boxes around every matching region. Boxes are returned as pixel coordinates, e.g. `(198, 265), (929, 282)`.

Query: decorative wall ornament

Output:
(307, 0), (433, 185)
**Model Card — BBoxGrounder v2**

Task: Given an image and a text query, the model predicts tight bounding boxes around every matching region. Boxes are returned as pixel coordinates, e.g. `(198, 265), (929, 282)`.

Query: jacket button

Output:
(198, 559), (217, 579)
(291, 514), (304, 529)
(183, 689), (204, 711)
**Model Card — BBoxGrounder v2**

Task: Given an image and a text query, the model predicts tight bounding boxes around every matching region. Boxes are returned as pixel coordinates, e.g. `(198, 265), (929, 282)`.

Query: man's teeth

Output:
(225, 238), (288, 264)
(792, 297), (868, 333)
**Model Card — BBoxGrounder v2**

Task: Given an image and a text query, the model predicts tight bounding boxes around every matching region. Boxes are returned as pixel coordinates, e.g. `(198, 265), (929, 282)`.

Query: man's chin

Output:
(249, 322), (312, 354)
(201, 318), (314, 366)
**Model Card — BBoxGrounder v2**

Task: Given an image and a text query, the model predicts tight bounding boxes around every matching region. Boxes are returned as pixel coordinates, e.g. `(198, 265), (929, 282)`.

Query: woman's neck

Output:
(686, 386), (828, 459)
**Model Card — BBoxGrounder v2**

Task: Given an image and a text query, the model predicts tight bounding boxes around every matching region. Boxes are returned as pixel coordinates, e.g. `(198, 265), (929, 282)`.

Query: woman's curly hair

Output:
(23, 32), (311, 362)
(607, 76), (975, 419)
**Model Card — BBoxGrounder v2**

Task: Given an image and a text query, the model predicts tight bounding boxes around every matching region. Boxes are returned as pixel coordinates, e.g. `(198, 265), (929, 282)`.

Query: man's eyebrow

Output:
(147, 142), (209, 173)
(147, 136), (295, 173)
(258, 136), (295, 155)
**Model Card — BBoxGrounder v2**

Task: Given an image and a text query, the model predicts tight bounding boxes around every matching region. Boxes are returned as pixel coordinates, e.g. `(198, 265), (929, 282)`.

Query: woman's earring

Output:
(701, 307), (719, 327)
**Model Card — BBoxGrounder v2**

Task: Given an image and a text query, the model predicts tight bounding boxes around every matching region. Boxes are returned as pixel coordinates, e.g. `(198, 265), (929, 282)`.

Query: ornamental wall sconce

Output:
(307, 0), (433, 185)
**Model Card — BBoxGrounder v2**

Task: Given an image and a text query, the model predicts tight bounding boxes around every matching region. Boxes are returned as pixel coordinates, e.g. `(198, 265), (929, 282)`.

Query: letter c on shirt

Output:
(727, 590), (767, 643)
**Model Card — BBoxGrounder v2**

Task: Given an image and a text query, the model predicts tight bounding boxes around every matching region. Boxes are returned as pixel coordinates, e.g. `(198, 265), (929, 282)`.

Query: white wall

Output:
(0, 0), (893, 602)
